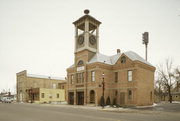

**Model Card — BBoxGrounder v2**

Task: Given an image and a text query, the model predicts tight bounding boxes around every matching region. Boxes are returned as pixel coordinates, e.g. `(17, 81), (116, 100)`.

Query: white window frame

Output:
(91, 71), (95, 82)
(52, 83), (56, 89)
(128, 70), (132, 81)
(71, 75), (74, 84)
(128, 90), (132, 100)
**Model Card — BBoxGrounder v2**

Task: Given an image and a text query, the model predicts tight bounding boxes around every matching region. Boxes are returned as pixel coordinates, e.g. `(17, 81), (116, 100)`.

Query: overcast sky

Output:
(0, 0), (180, 93)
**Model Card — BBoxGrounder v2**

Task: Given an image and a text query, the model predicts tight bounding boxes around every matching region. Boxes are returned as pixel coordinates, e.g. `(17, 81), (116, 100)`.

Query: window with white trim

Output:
(128, 70), (132, 81)
(128, 90), (132, 100)
(91, 71), (95, 82)
(52, 84), (56, 89)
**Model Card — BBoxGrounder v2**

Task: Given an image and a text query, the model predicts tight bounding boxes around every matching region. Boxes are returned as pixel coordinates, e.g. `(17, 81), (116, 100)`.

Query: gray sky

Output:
(0, 0), (180, 93)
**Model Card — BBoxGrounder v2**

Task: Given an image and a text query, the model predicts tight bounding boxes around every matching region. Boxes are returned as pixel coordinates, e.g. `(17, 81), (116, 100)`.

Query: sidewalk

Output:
(18, 102), (136, 112)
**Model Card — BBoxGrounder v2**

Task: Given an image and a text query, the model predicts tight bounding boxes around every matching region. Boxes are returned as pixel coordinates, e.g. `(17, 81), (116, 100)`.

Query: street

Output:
(0, 103), (180, 121)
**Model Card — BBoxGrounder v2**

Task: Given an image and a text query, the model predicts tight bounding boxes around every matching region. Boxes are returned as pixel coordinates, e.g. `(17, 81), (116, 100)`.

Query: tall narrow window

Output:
(41, 93), (44, 98)
(71, 75), (74, 84)
(115, 90), (118, 96)
(121, 56), (126, 63)
(82, 73), (84, 83)
(115, 72), (118, 83)
(91, 71), (95, 82)
(128, 70), (133, 81)
(128, 90), (132, 100)
(76, 73), (79, 83)
(57, 94), (59, 98)
(76, 73), (84, 83)
(79, 73), (82, 83)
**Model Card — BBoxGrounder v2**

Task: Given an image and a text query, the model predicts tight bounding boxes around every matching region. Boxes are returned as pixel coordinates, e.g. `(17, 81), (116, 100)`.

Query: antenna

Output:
(142, 32), (149, 61)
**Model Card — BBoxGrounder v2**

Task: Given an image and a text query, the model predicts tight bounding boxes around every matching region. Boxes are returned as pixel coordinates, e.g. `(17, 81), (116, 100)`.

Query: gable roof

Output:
(88, 53), (121, 65)
(124, 51), (152, 66)
(27, 74), (65, 80)
(88, 51), (153, 66)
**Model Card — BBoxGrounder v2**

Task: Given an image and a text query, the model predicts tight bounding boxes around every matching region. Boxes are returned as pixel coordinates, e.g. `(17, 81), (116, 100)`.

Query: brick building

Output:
(66, 10), (155, 106)
(16, 70), (66, 103)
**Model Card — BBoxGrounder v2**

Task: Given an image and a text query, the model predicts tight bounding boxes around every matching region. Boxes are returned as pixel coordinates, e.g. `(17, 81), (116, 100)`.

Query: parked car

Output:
(2, 97), (12, 103)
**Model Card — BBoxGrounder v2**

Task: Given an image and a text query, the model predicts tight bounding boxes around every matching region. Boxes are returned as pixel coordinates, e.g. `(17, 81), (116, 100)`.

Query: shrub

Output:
(100, 96), (105, 106)
(106, 96), (111, 105)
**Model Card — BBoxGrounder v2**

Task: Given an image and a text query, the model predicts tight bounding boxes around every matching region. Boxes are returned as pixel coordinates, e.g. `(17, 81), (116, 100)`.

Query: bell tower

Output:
(73, 10), (101, 65)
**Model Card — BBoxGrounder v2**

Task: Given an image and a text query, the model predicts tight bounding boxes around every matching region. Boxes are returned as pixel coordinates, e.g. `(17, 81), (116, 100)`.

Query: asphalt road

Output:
(0, 103), (180, 121)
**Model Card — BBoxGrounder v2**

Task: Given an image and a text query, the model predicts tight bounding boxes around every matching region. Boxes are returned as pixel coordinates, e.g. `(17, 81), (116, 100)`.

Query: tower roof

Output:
(73, 10), (101, 26)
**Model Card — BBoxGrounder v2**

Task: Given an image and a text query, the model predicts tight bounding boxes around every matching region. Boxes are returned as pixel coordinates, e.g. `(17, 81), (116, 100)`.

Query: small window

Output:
(57, 94), (59, 98)
(115, 72), (118, 83)
(77, 60), (84, 66)
(121, 56), (126, 63)
(49, 94), (52, 98)
(150, 91), (152, 101)
(115, 90), (118, 96)
(52, 84), (56, 89)
(128, 90), (132, 100)
(91, 71), (95, 82)
(41, 93), (44, 98)
(128, 70), (132, 81)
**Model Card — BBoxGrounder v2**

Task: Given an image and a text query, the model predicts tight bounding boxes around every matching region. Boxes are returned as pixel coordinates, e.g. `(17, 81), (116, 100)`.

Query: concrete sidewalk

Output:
(17, 102), (138, 112)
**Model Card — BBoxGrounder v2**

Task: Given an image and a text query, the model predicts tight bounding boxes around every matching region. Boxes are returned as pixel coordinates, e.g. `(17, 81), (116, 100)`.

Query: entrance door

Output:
(90, 90), (95, 104)
(69, 92), (74, 105)
(120, 92), (125, 105)
(77, 92), (84, 105)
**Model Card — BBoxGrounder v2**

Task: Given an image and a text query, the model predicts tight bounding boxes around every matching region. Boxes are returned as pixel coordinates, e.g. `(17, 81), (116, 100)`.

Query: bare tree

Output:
(174, 67), (180, 92)
(157, 58), (175, 103)
(155, 78), (164, 100)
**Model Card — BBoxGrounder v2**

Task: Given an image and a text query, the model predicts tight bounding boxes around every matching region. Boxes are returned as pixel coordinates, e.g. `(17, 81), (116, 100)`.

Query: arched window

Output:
(128, 90), (132, 100)
(121, 56), (126, 63)
(77, 60), (84, 66)
(90, 90), (95, 104)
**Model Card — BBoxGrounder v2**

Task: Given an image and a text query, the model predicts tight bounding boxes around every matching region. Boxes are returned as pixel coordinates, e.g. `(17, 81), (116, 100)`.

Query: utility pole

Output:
(142, 32), (149, 61)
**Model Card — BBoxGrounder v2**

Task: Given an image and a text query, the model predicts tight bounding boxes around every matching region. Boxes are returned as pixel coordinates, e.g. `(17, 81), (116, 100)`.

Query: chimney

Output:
(117, 49), (121, 54)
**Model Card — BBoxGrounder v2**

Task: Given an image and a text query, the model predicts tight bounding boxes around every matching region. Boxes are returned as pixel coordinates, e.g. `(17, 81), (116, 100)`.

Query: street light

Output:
(102, 72), (105, 108)
(142, 32), (149, 61)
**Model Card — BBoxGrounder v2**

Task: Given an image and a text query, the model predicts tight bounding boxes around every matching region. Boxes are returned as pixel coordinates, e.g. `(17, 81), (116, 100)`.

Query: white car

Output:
(2, 97), (12, 103)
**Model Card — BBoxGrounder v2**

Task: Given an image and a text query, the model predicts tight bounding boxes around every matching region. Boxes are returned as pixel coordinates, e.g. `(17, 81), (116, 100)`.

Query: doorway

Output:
(120, 92), (125, 105)
(77, 92), (84, 105)
(90, 90), (95, 104)
(69, 92), (74, 105)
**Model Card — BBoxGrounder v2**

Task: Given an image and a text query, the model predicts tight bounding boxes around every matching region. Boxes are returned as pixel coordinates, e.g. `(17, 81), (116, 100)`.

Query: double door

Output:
(77, 92), (84, 105)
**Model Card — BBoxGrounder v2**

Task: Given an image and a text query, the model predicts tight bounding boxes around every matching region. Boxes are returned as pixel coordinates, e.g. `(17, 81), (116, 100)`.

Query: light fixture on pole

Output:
(142, 32), (149, 61)
(102, 72), (105, 108)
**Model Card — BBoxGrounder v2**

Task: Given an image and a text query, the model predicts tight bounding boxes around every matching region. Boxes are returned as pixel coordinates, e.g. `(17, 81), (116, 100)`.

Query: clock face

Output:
(78, 35), (84, 45)
(89, 35), (96, 45)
